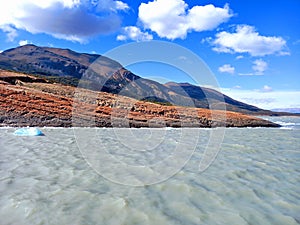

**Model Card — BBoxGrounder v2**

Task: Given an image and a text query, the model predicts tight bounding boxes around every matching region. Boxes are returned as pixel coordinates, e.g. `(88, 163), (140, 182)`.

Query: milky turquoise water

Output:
(0, 117), (299, 225)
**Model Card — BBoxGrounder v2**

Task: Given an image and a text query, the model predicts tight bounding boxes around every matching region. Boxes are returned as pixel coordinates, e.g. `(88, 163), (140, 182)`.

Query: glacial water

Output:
(0, 116), (299, 225)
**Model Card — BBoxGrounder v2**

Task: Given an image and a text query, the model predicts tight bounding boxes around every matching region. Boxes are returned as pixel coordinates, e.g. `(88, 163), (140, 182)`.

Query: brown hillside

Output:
(0, 70), (279, 128)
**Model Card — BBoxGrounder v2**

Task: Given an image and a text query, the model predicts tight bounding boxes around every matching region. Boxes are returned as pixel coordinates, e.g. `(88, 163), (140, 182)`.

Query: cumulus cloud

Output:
(138, 0), (232, 39)
(218, 64), (235, 74)
(96, 0), (129, 12)
(238, 59), (268, 76)
(261, 85), (273, 92)
(19, 40), (30, 46)
(117, 26), (153, 42)
(213, 25), (289, 56)
(252, 59), (268, 75)
(0, 0), (128, 42)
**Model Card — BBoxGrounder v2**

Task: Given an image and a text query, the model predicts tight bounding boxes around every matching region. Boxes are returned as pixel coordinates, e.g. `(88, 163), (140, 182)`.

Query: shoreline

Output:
(0, 123), (281, 129)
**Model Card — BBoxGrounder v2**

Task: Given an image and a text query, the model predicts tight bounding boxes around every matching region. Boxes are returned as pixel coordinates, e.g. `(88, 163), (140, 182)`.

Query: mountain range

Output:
(0, 44), (290, 116)
(272, 108), (300, 114)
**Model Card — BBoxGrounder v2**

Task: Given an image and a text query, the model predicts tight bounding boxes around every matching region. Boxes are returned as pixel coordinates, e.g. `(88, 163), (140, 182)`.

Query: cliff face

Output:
(0, 70), (279, 128)
(0, 44), (286, 116)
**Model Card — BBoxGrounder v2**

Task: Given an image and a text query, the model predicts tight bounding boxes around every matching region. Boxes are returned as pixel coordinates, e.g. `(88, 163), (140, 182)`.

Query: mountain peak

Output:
(2, 44), (42, 55)
(165, 82), (192, 86)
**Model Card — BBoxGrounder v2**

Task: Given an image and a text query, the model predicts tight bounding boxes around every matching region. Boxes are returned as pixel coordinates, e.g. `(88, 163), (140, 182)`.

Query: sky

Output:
(0, 0), (299, 110)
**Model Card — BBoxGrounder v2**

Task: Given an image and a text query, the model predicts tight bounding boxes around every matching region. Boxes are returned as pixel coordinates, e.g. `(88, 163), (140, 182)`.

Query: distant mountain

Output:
(164, 82), (270, 114)
(272, 108), (300, 114)
(0, 44), (289, 115)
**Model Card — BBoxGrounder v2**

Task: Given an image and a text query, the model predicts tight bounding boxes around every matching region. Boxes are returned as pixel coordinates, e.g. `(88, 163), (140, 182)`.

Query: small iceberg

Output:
(14, 127), (44, 136)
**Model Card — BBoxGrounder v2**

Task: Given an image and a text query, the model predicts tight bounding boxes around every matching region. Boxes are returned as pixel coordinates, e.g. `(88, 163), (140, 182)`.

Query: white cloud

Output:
(115, 0), (129, 10)
(221, 88), (300, 109)
(293, 39), (300, 45)
(261, 85), (273, 92)
(0, 0), (127, 42)
(218, 64), (235, 74)
(238, 73), (255, 76)
(138, 0), (232, 39)
(241, 97), (276, 106)
(201, 37), (213, 44)
(97, 0), (129, 12)
(252, 59), (268, 75)
(236, 55), (243, 60)
(238, 59), (268, 76)
(213, 25), (289, 56)
(0, 25), (17, 42)
(117, 26), (153, 42)
(19, 40), (29, 46)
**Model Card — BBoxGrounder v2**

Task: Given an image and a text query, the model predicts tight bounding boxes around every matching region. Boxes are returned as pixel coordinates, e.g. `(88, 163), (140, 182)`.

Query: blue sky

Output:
(0, 0), (299, 109)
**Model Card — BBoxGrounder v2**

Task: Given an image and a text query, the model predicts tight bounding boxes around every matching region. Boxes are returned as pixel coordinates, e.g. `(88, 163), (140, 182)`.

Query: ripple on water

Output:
(0, 126), (299, 225)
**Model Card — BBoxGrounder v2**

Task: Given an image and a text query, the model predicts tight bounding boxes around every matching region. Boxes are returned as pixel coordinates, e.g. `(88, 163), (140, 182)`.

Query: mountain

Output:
(272, 108), (300, 114)
(0, 44), (117, 79)
(0, 44), (288, 115)
(0, 45), (172, 99)
(164, 82), (272, 114)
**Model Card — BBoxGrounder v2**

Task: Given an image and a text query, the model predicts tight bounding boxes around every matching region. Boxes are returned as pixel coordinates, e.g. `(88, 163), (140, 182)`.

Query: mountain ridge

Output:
(0, 44), (293, 116)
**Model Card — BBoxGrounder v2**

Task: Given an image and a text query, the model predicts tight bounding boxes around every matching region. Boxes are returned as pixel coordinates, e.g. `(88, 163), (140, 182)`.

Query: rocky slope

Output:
(0, 44), (286, 116)
(0, 70), (279, 128)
